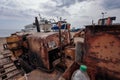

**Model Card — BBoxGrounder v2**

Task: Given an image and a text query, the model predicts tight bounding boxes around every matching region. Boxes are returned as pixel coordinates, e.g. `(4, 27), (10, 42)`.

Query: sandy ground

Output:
(17, 59), (73, 80)
(18, 69), (62, 80)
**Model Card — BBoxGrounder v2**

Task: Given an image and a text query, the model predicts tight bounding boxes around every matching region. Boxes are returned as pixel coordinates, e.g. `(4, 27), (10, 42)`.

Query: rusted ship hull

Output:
(84, 25), (120, 80)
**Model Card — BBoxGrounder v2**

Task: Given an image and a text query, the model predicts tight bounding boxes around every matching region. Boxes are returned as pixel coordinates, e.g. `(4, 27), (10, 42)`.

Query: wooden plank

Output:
(0, 58), (12, 65)
(60, 62), (79, 80)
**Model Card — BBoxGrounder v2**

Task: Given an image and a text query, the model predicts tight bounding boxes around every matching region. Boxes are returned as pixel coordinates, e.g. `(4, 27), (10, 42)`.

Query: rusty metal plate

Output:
(7, 42), (20, 49)
(64, 46), (75, 60)
(13, 49), (23, 57)
(84, 25), (120, 79)
(6, 36), (20, 43)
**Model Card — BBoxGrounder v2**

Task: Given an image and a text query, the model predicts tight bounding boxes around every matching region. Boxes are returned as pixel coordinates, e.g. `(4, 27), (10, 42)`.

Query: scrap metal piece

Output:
(84, 25), (120, 80)
(27, 31), (70, 70)
(64, 46), (75, 60)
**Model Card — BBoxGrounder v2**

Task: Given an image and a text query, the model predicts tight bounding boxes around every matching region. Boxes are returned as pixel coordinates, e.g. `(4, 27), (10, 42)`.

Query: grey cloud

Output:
(5, 1), (19, 8)
(39, 2), (70, 17)
(52, 0), (94, 8)
(102, 0), (120, 10)
(0, 6), (38, 19)
(0, 0), (21, 9)
(0, 0), (120, 30)
(80, 15), (90, 18)
(54, 0), (76, 7)
(0, 0), (7, 4)
(41, 8), (70, 17)
(0, 0), (40, 19)
(0, 0), (92, 19)
(0, 0), (37, 19)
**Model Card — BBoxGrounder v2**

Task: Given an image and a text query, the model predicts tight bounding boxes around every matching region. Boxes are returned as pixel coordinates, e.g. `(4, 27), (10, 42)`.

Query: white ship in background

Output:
(22, 17), (52, 32)
(21, 14), (69, 33)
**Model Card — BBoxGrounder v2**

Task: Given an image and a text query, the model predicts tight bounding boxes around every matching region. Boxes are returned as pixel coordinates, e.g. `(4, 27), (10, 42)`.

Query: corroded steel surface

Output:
(27, 31), (70, 70)
(64, 46), (75, 60)
(6, 35), (22, 49)
(6, 35), (23, 57)
(73, 29), (85, 38)
(6, 36), (21, 43)
(84, 25), (120, 80)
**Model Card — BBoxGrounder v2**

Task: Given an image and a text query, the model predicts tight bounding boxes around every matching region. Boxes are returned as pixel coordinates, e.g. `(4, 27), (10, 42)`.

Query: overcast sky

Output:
(0, 0), (120, 29)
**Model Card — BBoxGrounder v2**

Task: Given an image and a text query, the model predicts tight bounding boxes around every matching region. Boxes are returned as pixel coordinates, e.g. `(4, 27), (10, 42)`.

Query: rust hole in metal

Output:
(110, 51), (113, 53)
(104, 46), (107, 49)
(106, 57), (109, 60)
(95, 45), (100, 48)
(99, 55), (102, 58)
(97, 43), (100, 45)
(118, 53), (120, 56)
(109, 41), (114, 46)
